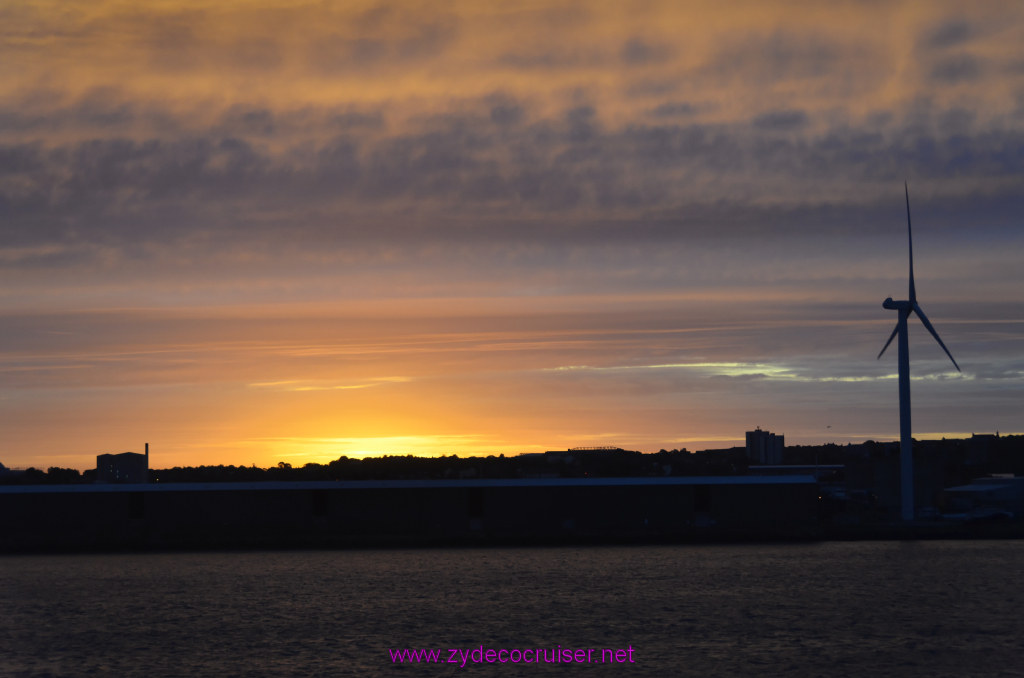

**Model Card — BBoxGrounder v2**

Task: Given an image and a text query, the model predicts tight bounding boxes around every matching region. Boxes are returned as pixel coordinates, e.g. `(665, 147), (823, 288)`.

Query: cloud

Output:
(752, 109), (809, 131)
(307, 15), (459, 74)
(648, 102), (697, 118)
(488, 99), (525, 126)
(921, 19), (974, 50)
(496, 48), (606, 71)
(3, 107), (1023, 247)
(930, 54), (983, 83)
(620, 37), (672, 66)
(4, 126), (1024, 279)
(705, 30), (875, 85)
(248, 377), (411, 392)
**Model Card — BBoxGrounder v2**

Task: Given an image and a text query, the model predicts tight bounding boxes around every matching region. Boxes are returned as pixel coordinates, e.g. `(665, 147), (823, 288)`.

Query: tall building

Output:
(96, 443), (149, 483)
(746, 428), (784, 465)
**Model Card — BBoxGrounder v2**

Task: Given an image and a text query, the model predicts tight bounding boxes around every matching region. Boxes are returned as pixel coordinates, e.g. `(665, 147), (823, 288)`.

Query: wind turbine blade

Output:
(912, 302), (961, 372)
(906, 182), (916, 304)
(877, 323), (899, 360)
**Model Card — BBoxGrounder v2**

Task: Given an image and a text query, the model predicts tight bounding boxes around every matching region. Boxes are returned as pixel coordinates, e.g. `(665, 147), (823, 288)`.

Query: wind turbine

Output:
(878, 183), (960, 521)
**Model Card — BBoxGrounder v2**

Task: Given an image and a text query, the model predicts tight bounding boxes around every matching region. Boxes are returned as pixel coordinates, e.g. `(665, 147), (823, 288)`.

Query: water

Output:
(2, 541), (1023, 677)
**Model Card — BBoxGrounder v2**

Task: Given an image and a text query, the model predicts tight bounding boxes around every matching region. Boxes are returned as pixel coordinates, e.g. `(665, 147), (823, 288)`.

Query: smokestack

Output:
(145, 442), (149, 460)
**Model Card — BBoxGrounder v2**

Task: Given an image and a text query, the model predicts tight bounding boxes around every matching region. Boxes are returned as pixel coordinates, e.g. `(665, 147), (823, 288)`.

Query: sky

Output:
(2, 0), (1023, 470)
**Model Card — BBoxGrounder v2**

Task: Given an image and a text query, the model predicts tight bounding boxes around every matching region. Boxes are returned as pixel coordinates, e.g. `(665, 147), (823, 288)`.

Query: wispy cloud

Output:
(545, 362), (971, 383)
(248, 377), (411, 392)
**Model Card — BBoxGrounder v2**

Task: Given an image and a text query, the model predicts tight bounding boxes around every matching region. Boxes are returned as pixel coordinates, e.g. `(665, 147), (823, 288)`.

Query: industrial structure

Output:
(96, 443), (149, 484)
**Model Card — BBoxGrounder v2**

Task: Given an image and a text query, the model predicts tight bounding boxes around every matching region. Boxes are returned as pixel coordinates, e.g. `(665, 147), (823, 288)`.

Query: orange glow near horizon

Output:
(3, 1), (1023, 471)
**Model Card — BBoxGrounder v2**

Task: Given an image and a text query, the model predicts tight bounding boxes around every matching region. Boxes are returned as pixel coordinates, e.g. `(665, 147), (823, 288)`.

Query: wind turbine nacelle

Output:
(882, 298), (911, 311)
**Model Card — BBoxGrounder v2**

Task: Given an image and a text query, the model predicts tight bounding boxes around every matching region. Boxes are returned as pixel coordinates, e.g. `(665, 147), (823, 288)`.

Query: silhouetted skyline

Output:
(2, 1), (1023, 470)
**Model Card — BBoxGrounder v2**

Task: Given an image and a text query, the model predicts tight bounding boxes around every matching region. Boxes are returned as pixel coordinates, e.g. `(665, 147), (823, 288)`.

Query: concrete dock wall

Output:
(0, 477), (820, 551)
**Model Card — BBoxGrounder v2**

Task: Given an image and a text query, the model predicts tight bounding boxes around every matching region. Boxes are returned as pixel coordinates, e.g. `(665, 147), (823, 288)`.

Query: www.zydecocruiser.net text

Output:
(389, 646), (637, 667)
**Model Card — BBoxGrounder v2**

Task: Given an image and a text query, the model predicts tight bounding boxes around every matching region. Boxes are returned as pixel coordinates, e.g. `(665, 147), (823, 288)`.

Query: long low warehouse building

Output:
(0, 475), (821, 551)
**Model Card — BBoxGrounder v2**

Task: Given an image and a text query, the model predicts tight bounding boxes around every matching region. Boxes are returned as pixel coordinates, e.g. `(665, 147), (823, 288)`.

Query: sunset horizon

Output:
(3, 1), (1023, 471)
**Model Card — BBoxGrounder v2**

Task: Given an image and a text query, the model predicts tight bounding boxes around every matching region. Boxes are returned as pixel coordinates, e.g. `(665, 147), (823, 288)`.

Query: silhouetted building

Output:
(943, 475), (1024, 518)
(746, 428), (784, 465)
(967, 433), (998, 466)
(96, 443), (149, 484)
(0, 461), (22, 481)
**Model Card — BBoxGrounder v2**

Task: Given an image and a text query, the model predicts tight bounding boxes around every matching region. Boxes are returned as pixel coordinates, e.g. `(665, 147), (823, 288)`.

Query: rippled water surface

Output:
(3, 541), (1024, 677)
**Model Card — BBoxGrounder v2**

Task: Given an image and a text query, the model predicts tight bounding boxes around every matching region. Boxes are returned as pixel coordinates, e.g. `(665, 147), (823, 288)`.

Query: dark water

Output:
(2, 541), (1023, 677)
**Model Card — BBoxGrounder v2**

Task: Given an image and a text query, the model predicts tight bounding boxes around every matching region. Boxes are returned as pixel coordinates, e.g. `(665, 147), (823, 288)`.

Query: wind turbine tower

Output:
(878, 183), (960, 521)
